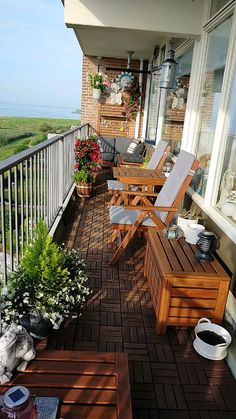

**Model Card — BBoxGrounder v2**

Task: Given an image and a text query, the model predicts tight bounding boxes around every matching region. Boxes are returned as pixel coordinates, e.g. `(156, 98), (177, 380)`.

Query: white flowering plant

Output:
(0, 220), (91, 331)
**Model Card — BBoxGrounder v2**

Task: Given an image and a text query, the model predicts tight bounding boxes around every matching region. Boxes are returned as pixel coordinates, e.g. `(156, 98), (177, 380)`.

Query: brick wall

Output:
(81, 55), (147, 139)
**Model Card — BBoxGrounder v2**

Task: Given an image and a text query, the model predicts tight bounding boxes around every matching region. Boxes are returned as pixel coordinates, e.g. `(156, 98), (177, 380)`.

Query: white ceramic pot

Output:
(177, 216), (198, 237)
(193, 318), (231, 360)
(93, 88), (101, 99)
(185, 223), (205, 245)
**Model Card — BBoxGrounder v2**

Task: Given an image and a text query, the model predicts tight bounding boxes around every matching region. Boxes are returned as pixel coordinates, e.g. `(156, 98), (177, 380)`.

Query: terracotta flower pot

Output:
(76, 182), (93, 198)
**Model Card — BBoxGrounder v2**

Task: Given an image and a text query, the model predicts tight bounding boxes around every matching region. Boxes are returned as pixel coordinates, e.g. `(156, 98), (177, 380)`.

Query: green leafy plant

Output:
(89, 72), (105, 91)
(72, 169), (95, 184)
(0, 220), (90, 330)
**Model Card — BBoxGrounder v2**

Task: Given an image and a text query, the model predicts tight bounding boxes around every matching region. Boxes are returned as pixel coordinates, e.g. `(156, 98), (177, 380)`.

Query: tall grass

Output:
(0, 116), (80, 160)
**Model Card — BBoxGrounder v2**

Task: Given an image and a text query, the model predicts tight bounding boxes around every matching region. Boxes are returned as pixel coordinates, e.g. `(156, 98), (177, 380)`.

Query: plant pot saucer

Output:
(193, 339), (227, 360)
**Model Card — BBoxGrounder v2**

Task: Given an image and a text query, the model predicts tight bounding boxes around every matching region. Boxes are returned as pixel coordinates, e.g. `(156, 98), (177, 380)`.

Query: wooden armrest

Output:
(123, 205), (178, 212)
(119, 161), (143, 167)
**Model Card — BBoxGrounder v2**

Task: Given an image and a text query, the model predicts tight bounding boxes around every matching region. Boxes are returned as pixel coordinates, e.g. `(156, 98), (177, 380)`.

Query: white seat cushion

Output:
(107, 180), (139, 192)
(107, 180), (125, 191)
(109, 206), (158, 227)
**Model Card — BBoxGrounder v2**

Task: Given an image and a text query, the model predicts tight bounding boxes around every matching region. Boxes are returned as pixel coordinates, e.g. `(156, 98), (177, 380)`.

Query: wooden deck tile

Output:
(45, 172), (236, 419)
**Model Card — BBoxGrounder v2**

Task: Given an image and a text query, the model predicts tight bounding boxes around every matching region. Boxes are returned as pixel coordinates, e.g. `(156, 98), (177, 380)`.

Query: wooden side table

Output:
(144, 230), (230, 335)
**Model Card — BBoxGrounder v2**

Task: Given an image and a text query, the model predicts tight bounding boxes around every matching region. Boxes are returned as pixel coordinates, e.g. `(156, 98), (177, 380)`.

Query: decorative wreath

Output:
(116, 72), (135, 90)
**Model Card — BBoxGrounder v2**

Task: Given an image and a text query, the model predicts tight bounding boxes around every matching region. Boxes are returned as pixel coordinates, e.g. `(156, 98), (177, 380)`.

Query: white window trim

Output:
(188, 187), (236, 243)
(184, 2), (236, 244)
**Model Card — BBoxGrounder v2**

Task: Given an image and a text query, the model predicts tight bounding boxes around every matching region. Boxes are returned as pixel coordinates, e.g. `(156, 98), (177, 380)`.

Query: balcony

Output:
(0, 126), (236, 417)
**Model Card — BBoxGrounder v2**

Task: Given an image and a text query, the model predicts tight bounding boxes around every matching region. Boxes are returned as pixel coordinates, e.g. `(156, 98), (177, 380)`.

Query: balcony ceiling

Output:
(72, 26), (185, 59)
(64, 0), (204, 59)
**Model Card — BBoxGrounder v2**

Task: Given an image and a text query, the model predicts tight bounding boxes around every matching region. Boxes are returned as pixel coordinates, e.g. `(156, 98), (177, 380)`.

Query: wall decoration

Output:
(116, 72), (135, 90)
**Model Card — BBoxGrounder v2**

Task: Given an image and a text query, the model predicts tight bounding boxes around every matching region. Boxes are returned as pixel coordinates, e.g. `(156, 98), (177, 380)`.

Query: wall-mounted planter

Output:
(93, 88), (101, 100)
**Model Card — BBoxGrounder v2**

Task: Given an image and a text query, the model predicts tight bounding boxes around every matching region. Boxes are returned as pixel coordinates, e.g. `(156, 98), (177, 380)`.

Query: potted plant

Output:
(0, 220), (90, 338)
(89, 72), (105, 99)
(73, 169), (95, 198)
(73, 137), (101, 197)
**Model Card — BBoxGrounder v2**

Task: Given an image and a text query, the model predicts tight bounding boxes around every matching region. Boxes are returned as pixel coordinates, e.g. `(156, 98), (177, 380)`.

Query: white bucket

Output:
(177, 216), (198, 237)
(193, 318), (231, 360)
(185, 223), (205, 245)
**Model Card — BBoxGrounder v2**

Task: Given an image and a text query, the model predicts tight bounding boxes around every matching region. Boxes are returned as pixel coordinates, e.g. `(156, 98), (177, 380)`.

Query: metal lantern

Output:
(159, 50), (177, 89)
(195, 231), (220, 262)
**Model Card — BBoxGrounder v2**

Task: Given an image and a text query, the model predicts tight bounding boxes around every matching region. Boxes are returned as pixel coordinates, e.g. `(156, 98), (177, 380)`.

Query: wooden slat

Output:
(60, 404), (117, 419)
(170, 297), (216, 308)
(116, 353), (133, 419)
(172, 277), (221, 288)
(12, 373), (116, 389)
(24, 360), (116, 376)
(35, 350), (115, 363)
(6, 387), (117, 405)
(171, 288), (219, 299)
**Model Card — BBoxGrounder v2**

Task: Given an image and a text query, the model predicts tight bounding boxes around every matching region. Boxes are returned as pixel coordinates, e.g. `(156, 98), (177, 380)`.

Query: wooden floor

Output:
(46, 172), (236, 419)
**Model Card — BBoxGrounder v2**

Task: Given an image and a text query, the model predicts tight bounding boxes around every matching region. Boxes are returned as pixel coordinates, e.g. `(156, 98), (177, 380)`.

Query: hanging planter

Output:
(93, 88), (101, 100)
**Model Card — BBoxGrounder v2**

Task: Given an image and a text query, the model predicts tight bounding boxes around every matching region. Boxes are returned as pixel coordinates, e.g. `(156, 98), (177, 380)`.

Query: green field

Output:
(0, 116), (80, 161)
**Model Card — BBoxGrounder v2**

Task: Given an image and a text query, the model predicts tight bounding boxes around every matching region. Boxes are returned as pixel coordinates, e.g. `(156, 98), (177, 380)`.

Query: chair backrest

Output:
(147, 140), (169, 169)
(154, 150), (197, 222)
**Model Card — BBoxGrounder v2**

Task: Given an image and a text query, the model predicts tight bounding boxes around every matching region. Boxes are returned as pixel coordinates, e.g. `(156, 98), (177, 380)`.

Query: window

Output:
(146, 71), (160, 143)
(210, 0), (230, 18)
(214, 68), (236, 223)
(192, 16), (232, 197)
(160, 48), (193, 155)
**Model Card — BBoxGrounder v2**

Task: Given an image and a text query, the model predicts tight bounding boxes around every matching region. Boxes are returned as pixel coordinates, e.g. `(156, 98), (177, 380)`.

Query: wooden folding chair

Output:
(108, 150), (199, 265)
(107, 140), (171, 206)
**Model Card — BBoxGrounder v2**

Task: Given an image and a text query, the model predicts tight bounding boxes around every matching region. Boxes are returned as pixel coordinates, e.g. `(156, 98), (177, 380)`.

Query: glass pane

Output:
(162, 48), (193, 156)
(191, 16), (232, 197)
(146, 72), (160, 142)
(215, 69), (236, 224)
(210, 0), (230, 18)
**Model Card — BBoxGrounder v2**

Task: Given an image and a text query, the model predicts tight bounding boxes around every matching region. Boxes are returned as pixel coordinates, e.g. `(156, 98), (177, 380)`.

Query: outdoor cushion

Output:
(154, 150), (195, 222)
(147, 140), (169, 169)
(115, 137), (135, 154)
(133, 142), (145, 156)
(102, 152), (114, 162)
(120, 154), (144, 163)
(98, 136), (115, 153)
(107, 180), (139, 191)
(109, 206), (156, 227)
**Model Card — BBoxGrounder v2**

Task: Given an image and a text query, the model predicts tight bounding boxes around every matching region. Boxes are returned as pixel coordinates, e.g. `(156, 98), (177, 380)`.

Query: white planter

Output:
(185, 223), (205, 245)
(193, 318), (232, 360)
(177, 216), (198, 237)
(93, 88), (101, 99)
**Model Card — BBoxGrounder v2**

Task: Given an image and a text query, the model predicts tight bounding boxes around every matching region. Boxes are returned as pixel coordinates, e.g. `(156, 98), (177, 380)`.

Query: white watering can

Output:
(193, 318), (231, 360)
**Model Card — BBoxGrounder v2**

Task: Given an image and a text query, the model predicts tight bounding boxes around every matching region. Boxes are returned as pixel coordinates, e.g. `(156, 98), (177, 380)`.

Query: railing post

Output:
(58, 136), (64, 209)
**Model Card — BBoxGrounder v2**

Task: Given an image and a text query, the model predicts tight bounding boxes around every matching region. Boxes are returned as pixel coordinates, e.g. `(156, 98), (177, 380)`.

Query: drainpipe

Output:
(135, 59), (143, 139)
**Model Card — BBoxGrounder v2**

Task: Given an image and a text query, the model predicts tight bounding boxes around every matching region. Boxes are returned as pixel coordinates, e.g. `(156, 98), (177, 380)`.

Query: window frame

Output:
(186, 1), (236, 243)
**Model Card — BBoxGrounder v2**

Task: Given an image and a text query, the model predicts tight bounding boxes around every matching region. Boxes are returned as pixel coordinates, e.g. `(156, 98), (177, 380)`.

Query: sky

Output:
(0, 0), (83, 109)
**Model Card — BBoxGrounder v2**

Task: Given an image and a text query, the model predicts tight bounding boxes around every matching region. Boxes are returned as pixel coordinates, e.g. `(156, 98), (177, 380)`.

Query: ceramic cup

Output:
(185, 223), (205, 245)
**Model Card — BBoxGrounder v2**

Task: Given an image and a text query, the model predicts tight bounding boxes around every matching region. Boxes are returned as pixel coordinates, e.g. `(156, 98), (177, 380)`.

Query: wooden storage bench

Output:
(144, 230), (230, 335)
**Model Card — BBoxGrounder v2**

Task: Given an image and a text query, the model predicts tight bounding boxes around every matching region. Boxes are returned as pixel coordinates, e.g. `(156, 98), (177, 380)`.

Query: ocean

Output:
(0, 102), (80, 120)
